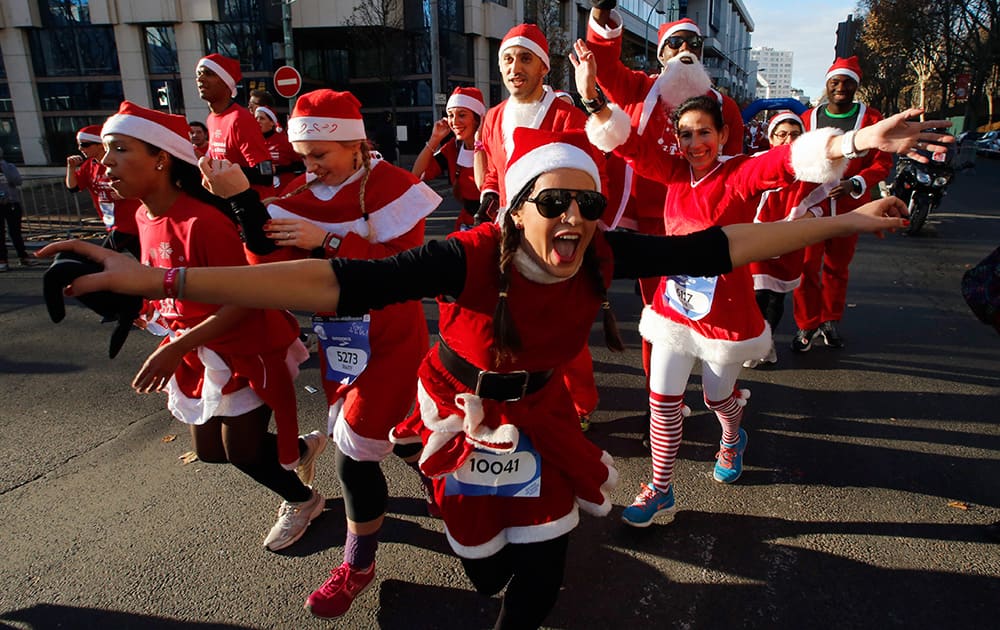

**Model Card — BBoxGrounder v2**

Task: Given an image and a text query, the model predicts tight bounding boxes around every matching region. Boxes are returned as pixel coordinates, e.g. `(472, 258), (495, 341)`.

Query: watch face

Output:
(259, 161), (274, 176)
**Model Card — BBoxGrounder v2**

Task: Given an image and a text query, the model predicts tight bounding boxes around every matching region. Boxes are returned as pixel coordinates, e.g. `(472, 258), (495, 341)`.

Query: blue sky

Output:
(743, 0), (860, 100)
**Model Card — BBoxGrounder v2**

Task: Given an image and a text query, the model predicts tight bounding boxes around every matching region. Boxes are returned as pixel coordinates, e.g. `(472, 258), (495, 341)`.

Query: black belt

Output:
(437, 340), (552, 402)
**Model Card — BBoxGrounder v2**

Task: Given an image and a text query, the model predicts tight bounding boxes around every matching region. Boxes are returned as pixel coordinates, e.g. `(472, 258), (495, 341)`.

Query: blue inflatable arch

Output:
(742, 98), (808, 122)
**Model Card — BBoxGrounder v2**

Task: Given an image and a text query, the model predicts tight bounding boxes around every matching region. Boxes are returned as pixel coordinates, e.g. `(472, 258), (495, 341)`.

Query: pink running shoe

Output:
(304, 561), (375, 619)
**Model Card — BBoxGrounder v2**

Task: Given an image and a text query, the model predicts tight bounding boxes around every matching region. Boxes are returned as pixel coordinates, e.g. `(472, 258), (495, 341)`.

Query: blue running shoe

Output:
(714, 428), (748, 483)
(621, 483), (675, 528)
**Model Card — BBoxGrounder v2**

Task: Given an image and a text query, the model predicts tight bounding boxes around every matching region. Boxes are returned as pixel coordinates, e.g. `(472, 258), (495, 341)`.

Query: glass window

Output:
(37, 81), (124, 112)
(39, 0), (91, 25)
(149, 79), (184, 114)
(43, 115), (106, 164)
(205, 0), (282, 71)
(145, 26), (179, 74)
(0, 117), (23, 163)
(28, 25), (119, 76)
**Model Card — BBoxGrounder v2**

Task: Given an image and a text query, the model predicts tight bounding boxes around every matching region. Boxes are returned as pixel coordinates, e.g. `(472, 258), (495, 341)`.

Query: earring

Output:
(156, 163), (164, 171)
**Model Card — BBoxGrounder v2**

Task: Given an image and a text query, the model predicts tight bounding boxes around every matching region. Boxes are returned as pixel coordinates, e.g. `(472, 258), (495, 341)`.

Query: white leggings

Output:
(648, 343), (742, 402)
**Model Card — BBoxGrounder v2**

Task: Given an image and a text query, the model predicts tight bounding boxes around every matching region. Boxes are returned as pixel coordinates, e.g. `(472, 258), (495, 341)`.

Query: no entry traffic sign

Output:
(273, 65), (302, 99)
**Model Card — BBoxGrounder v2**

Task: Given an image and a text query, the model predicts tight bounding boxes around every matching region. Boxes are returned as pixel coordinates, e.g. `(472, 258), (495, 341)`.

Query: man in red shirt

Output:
(791, 57), (893, 351)
(189, 121), (209, 158)
(195, 54), (274, 194)
(65, 124), (141, 257)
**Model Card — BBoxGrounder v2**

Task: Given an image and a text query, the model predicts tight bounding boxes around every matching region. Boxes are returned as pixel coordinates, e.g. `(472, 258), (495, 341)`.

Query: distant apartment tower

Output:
(750, 47), (793, 99)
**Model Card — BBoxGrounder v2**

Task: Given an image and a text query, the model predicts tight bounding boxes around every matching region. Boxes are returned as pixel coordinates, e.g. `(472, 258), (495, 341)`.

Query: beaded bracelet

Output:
(163, 266), (187, 299)
(474, 140), (485, 153)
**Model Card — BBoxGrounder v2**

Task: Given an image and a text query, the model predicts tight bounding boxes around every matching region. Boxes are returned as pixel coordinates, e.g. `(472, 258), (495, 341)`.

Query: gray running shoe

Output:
(264, 489), (325, 551)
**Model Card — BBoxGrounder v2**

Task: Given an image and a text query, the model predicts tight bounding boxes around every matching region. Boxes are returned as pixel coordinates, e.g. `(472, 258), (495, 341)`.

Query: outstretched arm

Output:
(724, 196), (909, 267)
(36, 240), (341, 313)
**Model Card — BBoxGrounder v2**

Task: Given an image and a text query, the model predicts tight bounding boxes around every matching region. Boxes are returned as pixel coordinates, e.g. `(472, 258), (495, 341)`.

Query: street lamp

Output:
(643, 1), (667, 70)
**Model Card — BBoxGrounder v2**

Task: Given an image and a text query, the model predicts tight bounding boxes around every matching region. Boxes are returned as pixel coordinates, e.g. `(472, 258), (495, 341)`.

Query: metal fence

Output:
(19, 176), (105, 243)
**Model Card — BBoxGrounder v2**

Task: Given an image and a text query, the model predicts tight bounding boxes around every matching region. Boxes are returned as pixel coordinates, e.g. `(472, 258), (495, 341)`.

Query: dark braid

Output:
(141, 141), (237, 226)
(583, 242), (624, 352)
(490, 175), (539, 366)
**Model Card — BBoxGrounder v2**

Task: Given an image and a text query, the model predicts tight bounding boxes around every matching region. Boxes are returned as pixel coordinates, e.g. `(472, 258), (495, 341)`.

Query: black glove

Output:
(229, 189), (278, 255)
(44, 252), (143, 359)
(474, 192), (500, 226)
(590, 0), (617, 9)
(241, 161), (275, 186)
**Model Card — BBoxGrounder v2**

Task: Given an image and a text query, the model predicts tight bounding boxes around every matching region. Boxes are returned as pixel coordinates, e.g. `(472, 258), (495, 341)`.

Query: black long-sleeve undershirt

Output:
(331, 227), (732, 317)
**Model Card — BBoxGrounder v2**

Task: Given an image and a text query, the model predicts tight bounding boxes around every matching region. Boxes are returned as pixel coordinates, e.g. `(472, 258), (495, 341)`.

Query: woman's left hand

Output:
(857, 109), (954, 162)
(842, 196), (909, 238)
(132, 342), (186, 394)
(265, 218), (327, 250)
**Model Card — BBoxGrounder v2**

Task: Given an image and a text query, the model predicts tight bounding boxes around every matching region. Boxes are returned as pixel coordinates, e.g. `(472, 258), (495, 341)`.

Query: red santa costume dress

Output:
(745, 112), (823, 367)
(73, 125), (142, 257)
(102, 102), (307, 471)
(479, 24), (598, 424)
(381, 129), (736, 627)
(420, 88), (487, 230)
(231, 91), (442, 622)
(590, 102), (850, 521)
(256, 106), (302, 193)
(793, 57), (893, 340)
(587, 13), (746, 382)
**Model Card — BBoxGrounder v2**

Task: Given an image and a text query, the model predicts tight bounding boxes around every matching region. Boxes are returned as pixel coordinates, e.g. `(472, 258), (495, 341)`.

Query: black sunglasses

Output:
(665, 35), (704, 51)
(526, 189), (607, 221)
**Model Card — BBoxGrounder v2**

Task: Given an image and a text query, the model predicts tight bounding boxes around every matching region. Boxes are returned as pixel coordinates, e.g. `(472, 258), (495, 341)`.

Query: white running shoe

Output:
(264, 489), (325, 551)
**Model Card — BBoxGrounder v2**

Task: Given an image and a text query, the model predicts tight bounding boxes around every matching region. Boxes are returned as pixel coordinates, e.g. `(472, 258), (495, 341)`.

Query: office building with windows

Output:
(750, 46), (793, 99)
(0, 0), (753, 166)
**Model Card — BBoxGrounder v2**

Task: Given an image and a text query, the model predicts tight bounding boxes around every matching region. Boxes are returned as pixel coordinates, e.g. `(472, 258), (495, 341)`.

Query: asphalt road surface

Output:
(1, 160), (998, 630)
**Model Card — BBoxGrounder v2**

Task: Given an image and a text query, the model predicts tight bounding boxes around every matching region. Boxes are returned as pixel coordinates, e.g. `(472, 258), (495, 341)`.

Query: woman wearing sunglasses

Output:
(576, 37), (951, 527)
(42, 124), (915, 628)
(412, 87), (487, 231)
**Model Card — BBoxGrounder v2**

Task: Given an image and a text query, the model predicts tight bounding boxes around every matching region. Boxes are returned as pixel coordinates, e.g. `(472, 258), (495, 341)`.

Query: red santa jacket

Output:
(480, 88), (588, 205)
(802, 103), (893, 215)
(586, 10), (744, 234)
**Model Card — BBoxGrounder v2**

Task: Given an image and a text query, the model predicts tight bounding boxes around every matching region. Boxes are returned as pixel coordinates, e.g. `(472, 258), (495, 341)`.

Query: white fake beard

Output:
(502, 98), (546, 155)
(657, 52), (713, 109)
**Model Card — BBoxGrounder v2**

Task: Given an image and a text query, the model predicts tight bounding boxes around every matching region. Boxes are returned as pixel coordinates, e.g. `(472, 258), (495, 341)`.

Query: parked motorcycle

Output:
(889, 152), (954, 235)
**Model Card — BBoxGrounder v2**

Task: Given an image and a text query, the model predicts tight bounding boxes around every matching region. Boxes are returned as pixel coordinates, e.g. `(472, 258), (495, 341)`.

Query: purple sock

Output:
(344, 530), (378, 571)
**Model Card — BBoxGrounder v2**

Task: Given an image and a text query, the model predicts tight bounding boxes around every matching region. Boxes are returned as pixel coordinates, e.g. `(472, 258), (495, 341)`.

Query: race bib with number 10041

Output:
(313, 314), (371, 385)
(444, 434), (541, 498)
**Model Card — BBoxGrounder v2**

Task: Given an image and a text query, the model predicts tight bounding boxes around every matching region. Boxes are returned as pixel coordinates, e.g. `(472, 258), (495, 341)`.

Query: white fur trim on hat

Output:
(102, 113), (199, 166)
(790, 127), (849, 184)
(662, 21), (701, 40)
(197, 57), (237, 98)
(499, 36), (550, 69)
(585, 102), (631, 153)
(505, 143), (602, 201)
(446, 94), (486, 117)
(767, 112), (803, 138)
(77, 132), (102, 144)
(256, 106), (278, 125)
(826, 68), (860, 84)
(286, 116), (367, 142)
(588, 9), (624, 39)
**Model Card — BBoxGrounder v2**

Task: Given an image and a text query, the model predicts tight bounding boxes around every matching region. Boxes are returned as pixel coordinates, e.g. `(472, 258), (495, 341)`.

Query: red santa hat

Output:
(101, 101), (199, 166)
(196, 53), (242, 98)
(767, 111), (804, 138)
(445, 87), (486, 117)
(499, 23), (550, 70)
(826, 56), (862, 84)
(255, 105), (279, 125)
(658, 18), (701, 54)
(286, 89), (367, 143)
(504, 128), (604, 202)
(76, 125), (103, 145)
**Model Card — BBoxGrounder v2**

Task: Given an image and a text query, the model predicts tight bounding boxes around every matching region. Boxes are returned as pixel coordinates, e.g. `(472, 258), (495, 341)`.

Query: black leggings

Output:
(336, 448), (388, 523)
(461, 534), (569, 630)
(0, 202), (28, 260)
(191, 404), (311, 503)
(755, 289), (786, 332)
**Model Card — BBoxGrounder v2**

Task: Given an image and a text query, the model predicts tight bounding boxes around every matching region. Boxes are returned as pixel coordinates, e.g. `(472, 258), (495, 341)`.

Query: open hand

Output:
(570, 40), (599, 100)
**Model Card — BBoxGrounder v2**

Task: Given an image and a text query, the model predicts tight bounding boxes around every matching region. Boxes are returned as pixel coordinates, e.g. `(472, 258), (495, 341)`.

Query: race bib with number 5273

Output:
(313, 314), (371, 385)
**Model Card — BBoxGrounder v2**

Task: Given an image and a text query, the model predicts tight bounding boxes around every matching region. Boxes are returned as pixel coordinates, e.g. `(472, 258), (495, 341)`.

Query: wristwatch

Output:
(581, 91), (607, 115)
